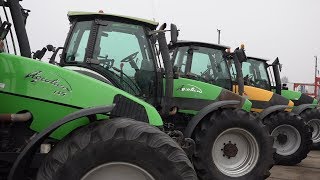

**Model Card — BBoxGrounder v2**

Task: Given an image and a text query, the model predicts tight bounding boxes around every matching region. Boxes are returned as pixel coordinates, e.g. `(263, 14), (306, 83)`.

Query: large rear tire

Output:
(192, 108), (274, 180)
(37, 118), (197, 180)
(300, 108), (320, 149)
(264, 112), (312, 165)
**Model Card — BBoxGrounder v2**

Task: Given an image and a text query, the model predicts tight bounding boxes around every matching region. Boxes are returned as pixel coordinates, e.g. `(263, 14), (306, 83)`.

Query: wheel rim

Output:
(271, 125), (301, 156)
(307, 119), (320, 143)
(212, 128), (260, 177)
(81, 162), (155, 180)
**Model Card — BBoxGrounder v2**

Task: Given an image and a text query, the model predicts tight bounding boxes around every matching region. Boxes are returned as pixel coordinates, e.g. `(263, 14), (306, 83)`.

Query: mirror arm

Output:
(49, 47), (64, 64)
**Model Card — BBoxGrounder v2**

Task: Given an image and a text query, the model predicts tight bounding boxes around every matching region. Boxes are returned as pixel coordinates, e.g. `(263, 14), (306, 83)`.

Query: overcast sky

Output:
(20, 0), (320, 83)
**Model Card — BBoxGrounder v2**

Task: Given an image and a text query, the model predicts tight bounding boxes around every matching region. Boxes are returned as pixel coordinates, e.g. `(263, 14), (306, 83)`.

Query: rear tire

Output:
(264, 111), (312, 165)
(193, 108), (274, 180)
(300, 108), (320, 149)
(37, 118), (197, 180)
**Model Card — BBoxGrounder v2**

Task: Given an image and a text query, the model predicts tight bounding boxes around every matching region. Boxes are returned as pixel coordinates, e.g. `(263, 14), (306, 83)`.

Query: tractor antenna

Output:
(217, 29), (221, 44)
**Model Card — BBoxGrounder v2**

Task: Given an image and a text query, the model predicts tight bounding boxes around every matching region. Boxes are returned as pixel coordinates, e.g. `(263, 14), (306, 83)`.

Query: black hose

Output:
(7, 0), (31, 57)
(157, 31), (173, 115)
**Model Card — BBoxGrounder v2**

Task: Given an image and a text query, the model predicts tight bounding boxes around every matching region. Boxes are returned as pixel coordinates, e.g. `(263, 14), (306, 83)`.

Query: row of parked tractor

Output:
(0, 0), (319, 180)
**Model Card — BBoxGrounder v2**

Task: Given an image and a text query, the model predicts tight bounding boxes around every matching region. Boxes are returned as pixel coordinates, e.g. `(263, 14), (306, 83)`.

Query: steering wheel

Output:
(121, 51), (139, 63)
(244, 74), (254, 86)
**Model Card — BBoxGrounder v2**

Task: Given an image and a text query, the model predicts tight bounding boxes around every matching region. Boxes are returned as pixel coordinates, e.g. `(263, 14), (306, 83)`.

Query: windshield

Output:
(65, 20), (156, 96)
(65, 21), (92, 62)
(242, 58), (271, 90)
(172, 46), (231, 90)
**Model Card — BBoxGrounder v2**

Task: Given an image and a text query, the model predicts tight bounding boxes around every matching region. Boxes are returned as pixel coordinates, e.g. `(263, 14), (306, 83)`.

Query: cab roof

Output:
(169, 40), (230, 50)
(68, 11), (159, 30)
(247, 56), (270, 62)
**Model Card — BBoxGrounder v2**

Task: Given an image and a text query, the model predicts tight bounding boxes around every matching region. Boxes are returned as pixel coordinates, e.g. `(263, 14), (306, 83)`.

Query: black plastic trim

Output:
(259, 105), (290, 120)
(184, 100), (240, 138)
(8, 105), (115, 180)
(292, 104), (316, 115)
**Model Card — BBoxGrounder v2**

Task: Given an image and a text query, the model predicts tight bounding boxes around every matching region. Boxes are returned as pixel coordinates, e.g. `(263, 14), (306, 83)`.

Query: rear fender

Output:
(8, 105), (114, 180)
(292, 104), (316, 115)
(184, 100), (240, 138)
(259, 105), (290, 120)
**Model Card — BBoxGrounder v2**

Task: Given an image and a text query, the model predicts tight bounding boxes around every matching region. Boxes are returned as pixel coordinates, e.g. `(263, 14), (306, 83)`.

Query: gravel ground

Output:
(268, 151), (320, 180)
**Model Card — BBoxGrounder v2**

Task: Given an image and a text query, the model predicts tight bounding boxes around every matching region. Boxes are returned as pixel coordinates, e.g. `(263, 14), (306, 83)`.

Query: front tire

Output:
(264, 111), (312, 165)
(37, 118), (197, 180)
(193, 108), (274, 180)
(300, 108), (320, 149)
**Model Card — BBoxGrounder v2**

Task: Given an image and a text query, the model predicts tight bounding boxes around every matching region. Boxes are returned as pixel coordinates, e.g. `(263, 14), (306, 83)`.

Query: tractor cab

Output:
(54, 13), (253, 114)
(247, 56), (318, 106)
(169, 41), (232, 90)
(59, 12), (160, 100)
(169, 41), (294, 112)
(234, 56), (272, 91)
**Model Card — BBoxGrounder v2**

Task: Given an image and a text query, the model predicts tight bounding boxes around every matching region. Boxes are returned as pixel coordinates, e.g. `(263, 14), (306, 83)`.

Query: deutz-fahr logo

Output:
(25, 71), (71, 96)
(177, 84), (202, 93)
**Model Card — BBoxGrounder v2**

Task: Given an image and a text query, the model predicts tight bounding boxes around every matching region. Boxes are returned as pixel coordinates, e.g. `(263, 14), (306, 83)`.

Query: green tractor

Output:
(0, 1), (274, 180)
(168, 36), (312, 166)
(242, 56), (320, 149)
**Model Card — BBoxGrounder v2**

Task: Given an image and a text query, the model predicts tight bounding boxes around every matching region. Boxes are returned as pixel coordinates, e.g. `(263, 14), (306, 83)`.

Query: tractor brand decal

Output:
(25, 71), (71, 96)
(177, 84), (202, 94)
(0, 83), (5, 89)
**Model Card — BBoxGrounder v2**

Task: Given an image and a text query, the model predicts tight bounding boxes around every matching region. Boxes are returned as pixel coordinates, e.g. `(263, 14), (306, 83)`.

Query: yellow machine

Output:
(233, 85), (294, 112)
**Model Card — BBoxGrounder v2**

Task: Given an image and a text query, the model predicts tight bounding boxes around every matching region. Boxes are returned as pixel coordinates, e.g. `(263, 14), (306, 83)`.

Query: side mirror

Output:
(0, 21), (11, 40)
(159, 23), (167, 30)
(170, 24), (179, 44)
(46, 44), (55, 52)
(32, 47), (47, 60)
(49, 47), (64, 64)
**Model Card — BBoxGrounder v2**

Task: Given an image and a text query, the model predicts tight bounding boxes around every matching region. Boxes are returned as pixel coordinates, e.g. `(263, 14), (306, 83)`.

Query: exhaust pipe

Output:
(0, 112), (32, 123)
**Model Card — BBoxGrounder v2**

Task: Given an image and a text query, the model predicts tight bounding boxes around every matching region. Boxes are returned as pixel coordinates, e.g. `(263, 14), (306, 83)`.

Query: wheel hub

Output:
(271, 124), (301, 156)
(81, 162), (155, 180)
(212, 128), (259, 177)
(222, 141), (238, 158)
(277, 133), (288, 145)
(307, 119), (320, 143)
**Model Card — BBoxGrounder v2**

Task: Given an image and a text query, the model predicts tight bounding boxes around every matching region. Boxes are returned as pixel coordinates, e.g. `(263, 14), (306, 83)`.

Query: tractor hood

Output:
(0, 53), (163, 139)
(234, 85), (294, 112)
(281, 89), (318, 106)
(171, 78), (252, 114)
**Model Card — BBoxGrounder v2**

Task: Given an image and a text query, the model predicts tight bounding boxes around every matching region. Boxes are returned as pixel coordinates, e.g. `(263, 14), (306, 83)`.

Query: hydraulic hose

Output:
(0, 112), (32, 123)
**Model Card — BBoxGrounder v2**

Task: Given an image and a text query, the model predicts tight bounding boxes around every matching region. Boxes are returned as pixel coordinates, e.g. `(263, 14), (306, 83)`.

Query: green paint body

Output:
(281, 89), (302, 101)
(0, 53), (162, 139)
(171, 78), (252, 112)
(1, 53), (252, 140)
(281, 89), (318, 107)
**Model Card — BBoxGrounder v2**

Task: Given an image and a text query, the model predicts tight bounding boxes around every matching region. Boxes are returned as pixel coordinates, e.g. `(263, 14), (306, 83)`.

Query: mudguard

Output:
(292, 104), (316, 115)
(259, 105), (290, 120)
(184, 100), (240, 138)
(8, 105), (115, 180)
